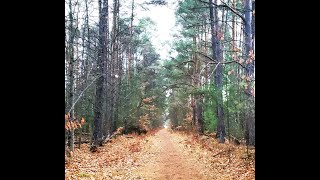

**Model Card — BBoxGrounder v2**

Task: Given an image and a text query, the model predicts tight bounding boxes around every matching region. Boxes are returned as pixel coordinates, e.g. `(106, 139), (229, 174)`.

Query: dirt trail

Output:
(66, 128), (254, 179)
(132, 129), (205, 180)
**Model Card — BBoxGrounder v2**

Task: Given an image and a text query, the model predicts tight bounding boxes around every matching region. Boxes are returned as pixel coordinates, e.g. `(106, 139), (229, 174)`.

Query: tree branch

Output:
(196, 51), (216, 62)
(161, 83), (195, 94)
(177, 60), (196, 66)
(68, 75), (101, 114)
(197, 0), (246, 23)
(201, 62), (220, 85)
(220, 1), (246, 23)
(195, 51), (248, 70)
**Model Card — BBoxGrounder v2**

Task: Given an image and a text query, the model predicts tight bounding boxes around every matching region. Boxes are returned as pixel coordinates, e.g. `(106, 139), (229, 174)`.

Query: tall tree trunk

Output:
(204, 19), (208, 82)
(252, 0), (255, 53)
(244, 0), (255, 146)
(191, 39), (196, 127)
(194, 33), (204, 133)
(196, 95), (204, 133)
(84, 0), (93, 136)
(111, 0), (119, 134)
(67, 0), (75, 151)
(225, 0), (230, 139)
(104, 0), (111, 138)
(92, 0), (109, 148)
(209, 0), (226, 143)
(84, 0), (91, 97)
(128, 0), (134, 85)
(118, 20), (123, 133)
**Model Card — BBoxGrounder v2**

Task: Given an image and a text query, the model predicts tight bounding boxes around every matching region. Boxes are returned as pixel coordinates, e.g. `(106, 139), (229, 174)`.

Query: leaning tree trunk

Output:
(209, 0), (226, 143)
(244, 0), (255, 146)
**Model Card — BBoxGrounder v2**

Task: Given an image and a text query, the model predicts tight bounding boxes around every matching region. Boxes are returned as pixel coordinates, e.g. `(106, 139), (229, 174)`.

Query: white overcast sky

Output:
(66, 0), (179, 61)
(135, 0), (179, 60)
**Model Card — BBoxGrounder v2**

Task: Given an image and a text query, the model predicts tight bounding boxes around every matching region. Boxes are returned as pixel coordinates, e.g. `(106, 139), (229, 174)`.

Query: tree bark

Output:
(196, 96), (204, 133)
(111, 0), (120, 134)
(67, 0), (75, 151)
(209, 0), (226, 143)
(244, 0), (255, 146)
(92, 0), (109, 148)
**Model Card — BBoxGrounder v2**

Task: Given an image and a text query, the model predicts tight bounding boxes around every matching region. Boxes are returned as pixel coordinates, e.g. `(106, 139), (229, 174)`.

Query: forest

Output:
(65, 0), (255, 179)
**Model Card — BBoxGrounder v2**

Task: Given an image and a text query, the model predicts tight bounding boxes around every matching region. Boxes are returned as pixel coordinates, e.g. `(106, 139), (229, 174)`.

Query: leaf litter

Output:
(65, 129), (254, 179)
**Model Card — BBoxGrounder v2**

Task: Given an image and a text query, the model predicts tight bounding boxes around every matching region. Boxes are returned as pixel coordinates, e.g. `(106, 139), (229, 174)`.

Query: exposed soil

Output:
(132, 129), (205, 179)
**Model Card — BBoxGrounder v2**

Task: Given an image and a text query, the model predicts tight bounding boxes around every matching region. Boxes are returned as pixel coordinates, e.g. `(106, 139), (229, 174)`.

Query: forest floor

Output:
(65, 128), (255, 179)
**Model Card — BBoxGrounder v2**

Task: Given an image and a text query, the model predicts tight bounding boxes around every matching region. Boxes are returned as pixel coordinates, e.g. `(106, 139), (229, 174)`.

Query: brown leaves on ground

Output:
(174, 132), (255, 179)
(65, 130), (158, 180)
(65, 129), (255, 180)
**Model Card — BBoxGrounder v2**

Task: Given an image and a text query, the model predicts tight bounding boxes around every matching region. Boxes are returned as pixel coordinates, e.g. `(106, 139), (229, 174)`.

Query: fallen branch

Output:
(74, 132), (91, 136)
(229, 135), (241, 145)
(204, 132), (216, 138)
(90, 128), (126, 152)
(74, 141), (90, 144)
(102, 130), (127, 144)
(212, 148), (235, 157)
(102, 133), (117, 144)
